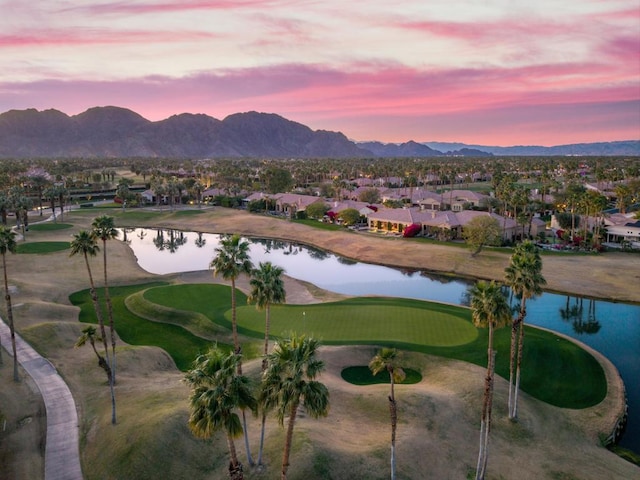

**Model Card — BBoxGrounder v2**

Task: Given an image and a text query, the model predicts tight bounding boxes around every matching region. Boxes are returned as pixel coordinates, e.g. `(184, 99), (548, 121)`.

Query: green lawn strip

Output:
(171, 209), (206, 216)
(341, 366), (423, 385)
(28, 222), (73, 231)
(292, 219), (345, 231)
(141, 283), (606, 408)
(16, 241), (70, 254)
(69, 282), (222, 371)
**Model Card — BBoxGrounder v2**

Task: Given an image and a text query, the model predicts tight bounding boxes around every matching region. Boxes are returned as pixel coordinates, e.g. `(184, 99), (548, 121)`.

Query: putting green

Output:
(235, 303), (477, 346)
(143, 284), (477, 347)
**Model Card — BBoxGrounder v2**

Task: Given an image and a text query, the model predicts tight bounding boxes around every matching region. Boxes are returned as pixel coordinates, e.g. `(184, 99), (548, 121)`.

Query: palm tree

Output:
(0, 226), (18, 381)
(247, 261), (287, 466)
(260, 333), (329, 480)
(210, 234), (255, 464)
(184, 346), (256, 480)
(91, 215), (119, 383)
(504, 241), (546, 420)
(469, 281), (511, 480)
(210, 234), (254, 353)
(75, 325), (110, 377)
(70, 230), (117, 424)
(369, 348), (406, 480)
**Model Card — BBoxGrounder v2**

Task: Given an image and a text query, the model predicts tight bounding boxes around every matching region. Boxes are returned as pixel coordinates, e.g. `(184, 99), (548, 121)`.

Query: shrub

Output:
(403, 223), (421, 238)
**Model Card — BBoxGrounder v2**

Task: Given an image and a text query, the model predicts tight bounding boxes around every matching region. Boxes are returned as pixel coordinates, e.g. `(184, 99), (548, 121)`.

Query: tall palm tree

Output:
(0, 226), (18, 381)
(70, 230), (117, 424)
(247, 261), (287, 466)
(469, 281), (511, 480)
(91, 215), (119, 383)
(210, 234), (254, 353)
(210, 234), (255, 464)
(184, 346), (256, 480)
(369, 348), (406, 480)
(260, 333), (329, 480)
(504, 241), (546, 419)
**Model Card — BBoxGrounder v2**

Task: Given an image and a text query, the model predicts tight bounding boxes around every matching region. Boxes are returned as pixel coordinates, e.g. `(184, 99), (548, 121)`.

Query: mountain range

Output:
(0, 106), (637, 158)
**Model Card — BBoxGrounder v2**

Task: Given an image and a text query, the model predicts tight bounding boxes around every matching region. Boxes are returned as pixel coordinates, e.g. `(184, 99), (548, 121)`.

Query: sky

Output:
(1, 0), (639, 146)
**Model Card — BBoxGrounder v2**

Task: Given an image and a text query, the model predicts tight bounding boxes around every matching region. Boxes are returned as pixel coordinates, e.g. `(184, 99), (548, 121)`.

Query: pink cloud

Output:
(0, 62), (637, 145)
(61, 0), (279, 16)
(0, 29), (220, 48)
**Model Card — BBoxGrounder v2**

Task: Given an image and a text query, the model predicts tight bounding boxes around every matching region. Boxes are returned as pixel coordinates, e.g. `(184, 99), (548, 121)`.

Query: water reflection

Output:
(559, 297), (601, 335)
(152, 228), (188, 253)
(195, 232), (207, 248)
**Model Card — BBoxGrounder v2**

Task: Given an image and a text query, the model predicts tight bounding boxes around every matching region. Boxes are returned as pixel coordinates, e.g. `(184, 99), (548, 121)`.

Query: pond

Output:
(121, 228), (640, 453)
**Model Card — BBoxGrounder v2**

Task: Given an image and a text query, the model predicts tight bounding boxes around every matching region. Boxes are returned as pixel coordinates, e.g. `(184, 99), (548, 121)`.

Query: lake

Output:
(121, 227), (640, 453)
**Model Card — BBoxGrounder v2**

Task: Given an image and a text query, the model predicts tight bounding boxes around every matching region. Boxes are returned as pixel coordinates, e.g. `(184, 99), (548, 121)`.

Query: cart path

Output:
(0, 318), (83, 480)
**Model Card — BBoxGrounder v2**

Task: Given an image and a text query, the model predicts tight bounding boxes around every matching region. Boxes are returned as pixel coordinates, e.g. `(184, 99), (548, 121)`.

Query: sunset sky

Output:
(1, 0), (639, 145)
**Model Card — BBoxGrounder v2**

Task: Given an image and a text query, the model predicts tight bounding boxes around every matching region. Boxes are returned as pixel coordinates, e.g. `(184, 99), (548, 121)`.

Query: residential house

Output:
(327, 200), (380, 220)
(367, 207), (517, 241)
(272, 193), (326, 217)
(438, 190), (490, 211)
(604, 215), (640, 249)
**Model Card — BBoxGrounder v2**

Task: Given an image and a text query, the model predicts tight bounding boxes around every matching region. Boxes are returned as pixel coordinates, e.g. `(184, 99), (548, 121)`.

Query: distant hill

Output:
(423, 140), (640, 156)
(0, 106), (637, 158)
(0, 107), (369, 159)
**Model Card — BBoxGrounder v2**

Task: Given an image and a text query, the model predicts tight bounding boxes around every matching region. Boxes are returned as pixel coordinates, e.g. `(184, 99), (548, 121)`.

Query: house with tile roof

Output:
(367, 207), (517, 241)
(272, 193), (326, 217)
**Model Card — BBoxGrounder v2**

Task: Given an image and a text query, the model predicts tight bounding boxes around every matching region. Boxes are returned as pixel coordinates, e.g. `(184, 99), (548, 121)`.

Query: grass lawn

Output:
(69, 283), (220, 371)
(28, 222), (73, 231)
(293, 218), (345, 231)
(17, 241), (70, 254)
(69, 281), (607, 409)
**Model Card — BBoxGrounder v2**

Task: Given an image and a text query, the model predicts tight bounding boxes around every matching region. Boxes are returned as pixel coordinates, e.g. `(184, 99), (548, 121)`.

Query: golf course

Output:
(1, 205), (638, 479)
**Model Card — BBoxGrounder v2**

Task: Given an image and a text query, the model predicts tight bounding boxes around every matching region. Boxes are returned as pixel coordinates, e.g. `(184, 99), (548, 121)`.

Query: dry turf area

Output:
(1, 207), (639, 479)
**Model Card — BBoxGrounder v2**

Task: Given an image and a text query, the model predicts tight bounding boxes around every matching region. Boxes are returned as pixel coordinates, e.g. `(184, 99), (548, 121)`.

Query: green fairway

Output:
(17, 241), (70, 254)
(70, 282), (607, 408)
(70, 283), (221, 371)
(28, 222), (73, 231)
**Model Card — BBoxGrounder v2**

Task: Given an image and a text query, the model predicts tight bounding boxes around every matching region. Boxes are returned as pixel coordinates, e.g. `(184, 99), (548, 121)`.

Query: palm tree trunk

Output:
(475, 324), (495, 480)
(231, 278), (239, 351)
(84, 254), (110, 364)
(389, 395), (397, 480)
(257, 413), (267, 466)
(230, 278), (254, 466)
(3, 253), (19, 382)
(388, 370), (397, 480)
(102, 242), (117, 384)
(512, 317), (526, 419)
(483, 349), (496, 475)
(281, 401), (299, 480)
(226, 434), (244, 480)
(508, 300), (526, 419)
(507, 315), (519, 419)
(258, 304), (271, 466)
(83, 253), (115, 423)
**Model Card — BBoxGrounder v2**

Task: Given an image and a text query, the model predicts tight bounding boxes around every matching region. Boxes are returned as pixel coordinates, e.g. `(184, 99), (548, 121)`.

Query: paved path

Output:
(0, 318), (83, 480)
